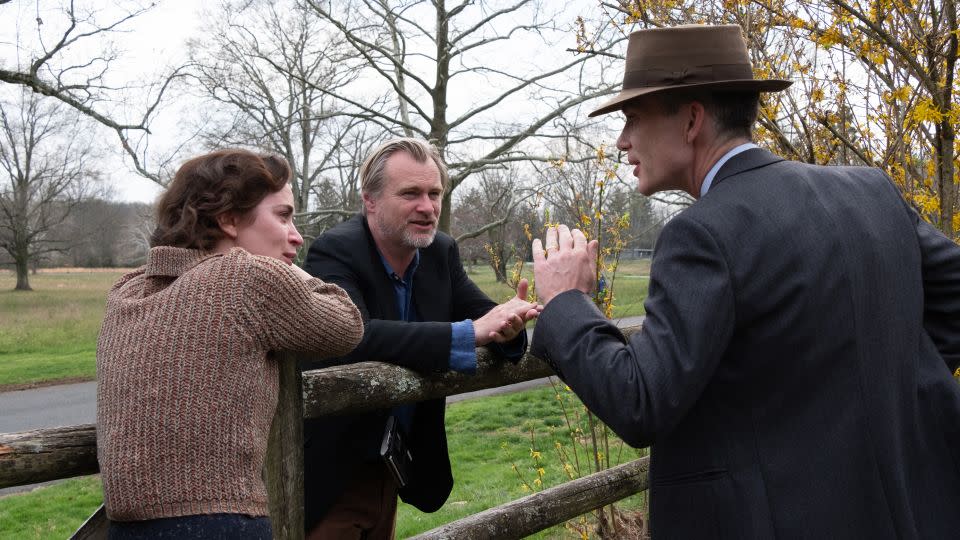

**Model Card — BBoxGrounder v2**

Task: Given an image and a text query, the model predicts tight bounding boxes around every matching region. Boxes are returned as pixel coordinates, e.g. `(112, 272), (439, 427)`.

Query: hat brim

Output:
(588, 79), (793, 117)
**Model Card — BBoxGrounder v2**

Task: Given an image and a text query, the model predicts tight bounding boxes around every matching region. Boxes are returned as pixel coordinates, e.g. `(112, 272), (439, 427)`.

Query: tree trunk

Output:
(14, 253), (31, 291)
(940, 127), (957, 240)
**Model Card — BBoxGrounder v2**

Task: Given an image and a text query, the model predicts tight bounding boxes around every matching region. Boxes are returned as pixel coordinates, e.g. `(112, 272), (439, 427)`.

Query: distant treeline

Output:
(0, 199), (154, 270)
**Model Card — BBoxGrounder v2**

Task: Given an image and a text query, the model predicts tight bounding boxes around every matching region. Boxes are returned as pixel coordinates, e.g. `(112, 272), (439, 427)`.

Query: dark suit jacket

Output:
(531, 149), (960, 539)
(301, 215), (524, 530)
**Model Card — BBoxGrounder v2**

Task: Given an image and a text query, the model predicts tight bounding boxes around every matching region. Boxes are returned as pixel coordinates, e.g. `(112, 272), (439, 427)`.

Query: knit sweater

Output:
(96, 246), (362, 521)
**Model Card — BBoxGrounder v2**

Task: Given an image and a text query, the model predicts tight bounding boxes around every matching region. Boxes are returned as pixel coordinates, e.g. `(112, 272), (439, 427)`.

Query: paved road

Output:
(0, 315), (644, 496)
(0, 381), (98, 434)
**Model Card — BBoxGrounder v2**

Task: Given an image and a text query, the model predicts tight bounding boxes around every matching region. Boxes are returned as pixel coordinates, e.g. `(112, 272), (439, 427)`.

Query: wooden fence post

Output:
(265, 352), (305, 540)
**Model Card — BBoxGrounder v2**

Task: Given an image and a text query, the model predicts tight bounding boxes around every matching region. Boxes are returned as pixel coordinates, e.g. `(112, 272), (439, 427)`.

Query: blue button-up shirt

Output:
(378, 250), (477, 374)
(379, 249), (477, 434)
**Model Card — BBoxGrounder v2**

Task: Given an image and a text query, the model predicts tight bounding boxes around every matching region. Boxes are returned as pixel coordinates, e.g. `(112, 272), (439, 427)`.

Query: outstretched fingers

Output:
(532, 238), (546, 264)
(516, 278), (529, 301)
(572, 228), (587, 250)
(558, 224), (574, 251)
(588, 238), (599, 261)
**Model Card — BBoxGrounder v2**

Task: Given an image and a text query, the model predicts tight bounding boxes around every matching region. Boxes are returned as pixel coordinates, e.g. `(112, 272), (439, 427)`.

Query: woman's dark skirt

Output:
(108, 513), (271, 539)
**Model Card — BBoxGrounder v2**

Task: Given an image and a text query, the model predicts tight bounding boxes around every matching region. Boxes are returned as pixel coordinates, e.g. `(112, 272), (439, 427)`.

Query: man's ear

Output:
(216, 212), (239, 239)
(685, 101), (706, 144)
(362, 191), (376, 215)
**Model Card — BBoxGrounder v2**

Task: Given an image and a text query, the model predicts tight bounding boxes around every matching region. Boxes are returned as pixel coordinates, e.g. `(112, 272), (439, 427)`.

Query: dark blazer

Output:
(531, 149), (960, 539)
(301, 215), (524, 531)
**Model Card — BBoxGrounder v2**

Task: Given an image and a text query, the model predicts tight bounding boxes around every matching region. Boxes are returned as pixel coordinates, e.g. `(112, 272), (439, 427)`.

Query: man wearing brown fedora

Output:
(530, 24), (960, 538)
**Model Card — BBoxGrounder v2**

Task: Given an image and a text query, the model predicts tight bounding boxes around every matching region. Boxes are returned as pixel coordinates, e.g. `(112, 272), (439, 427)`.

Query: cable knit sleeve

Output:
(237, 251), (363, 357)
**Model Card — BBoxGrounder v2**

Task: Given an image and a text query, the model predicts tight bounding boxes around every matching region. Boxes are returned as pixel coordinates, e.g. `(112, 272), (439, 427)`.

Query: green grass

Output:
(466, 258), (650, 319)
(0, 271), (127, 389)
(0, 476), (103, 540)
(0, 264), (649, 388)
(0, 385), (648, 539)
(397, 384), (648, 537)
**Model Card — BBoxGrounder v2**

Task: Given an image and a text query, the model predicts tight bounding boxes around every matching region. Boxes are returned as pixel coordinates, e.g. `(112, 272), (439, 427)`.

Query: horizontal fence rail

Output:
(410, 457), (650, 540)
(0, 424), (98, 489)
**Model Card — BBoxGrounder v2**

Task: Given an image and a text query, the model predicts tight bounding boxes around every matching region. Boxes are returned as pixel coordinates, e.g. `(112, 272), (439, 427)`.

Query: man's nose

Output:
(415, 194), (435, 213)
(616, 130), (630, 151)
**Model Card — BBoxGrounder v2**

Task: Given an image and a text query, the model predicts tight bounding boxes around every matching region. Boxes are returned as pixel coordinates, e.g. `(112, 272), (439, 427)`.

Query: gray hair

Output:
(359, 137), (449, 215)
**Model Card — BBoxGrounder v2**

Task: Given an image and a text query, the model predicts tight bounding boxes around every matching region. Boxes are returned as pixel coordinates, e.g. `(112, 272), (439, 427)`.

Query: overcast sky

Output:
(2, 1), (620, 204)
(2, 1), (205, 203)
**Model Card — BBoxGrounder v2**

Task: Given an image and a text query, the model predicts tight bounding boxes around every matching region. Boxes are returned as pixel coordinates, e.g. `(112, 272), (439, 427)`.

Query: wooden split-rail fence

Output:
(0, 325), (649, 539)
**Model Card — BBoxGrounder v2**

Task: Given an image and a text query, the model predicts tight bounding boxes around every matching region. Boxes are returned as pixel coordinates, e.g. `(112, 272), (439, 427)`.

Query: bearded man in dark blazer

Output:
(301, 137), (540, 539)
(531, 24), (960, 539)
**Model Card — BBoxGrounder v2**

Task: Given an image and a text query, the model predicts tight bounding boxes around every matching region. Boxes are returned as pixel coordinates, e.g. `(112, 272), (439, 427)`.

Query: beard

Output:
(375, 213), (437, 249)
(402, 227), (437, 248)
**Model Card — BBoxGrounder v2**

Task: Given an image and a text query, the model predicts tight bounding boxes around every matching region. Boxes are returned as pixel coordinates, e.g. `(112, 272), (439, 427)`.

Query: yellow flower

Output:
(910, 99), (944, 124)
(595, 146), (606, 162)
(537, 467), (546, 477)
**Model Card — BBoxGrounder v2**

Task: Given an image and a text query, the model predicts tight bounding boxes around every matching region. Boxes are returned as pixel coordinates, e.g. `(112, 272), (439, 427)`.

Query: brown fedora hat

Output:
(590, 24), (792, 117)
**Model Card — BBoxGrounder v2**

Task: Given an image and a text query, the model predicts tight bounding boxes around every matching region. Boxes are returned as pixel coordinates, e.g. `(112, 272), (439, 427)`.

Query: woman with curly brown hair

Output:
(96, 149), (363, 539)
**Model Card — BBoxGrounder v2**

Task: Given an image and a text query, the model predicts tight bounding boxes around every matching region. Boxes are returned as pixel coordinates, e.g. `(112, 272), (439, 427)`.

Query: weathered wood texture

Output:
(0, 424), (98, 488)
(408, 457), (651, 540)
(301, 325), (643, 419)
(265, 353), (305, 540)
(302, 349), (553, 418)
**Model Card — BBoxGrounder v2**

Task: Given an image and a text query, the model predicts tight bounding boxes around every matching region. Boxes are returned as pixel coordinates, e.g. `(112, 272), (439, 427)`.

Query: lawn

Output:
(0, 385), (648, 539)
(0, 263), (649, 389)
(0, 477), (104, 540)
(465, 258), (650, 319)
(0, 270), (128, 390)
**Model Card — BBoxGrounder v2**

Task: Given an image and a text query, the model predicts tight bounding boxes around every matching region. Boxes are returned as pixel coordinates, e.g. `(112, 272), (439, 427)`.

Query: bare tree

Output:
(451, 166), (541, 281)
(188, 0), (383, 240)
(0, 0), (187, 184)
(48, 199), (152, 267)
(298, 0), (625, 232)
(0, 88), (99, 290)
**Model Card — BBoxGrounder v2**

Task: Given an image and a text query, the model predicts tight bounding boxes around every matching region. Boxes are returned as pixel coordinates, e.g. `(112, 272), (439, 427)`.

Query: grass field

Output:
(0, 270), (128, 390)
(0, 477), (104, 540)
(0, 385), (647, 539)
(0, 262), (649, 389)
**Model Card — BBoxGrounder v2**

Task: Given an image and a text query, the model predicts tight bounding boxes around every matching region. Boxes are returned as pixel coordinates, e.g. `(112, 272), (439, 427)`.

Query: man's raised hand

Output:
(532, 225), (599, 306)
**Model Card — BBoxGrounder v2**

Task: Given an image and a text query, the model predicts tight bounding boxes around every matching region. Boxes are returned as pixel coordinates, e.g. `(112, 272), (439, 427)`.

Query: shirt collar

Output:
(699, 142), (757, 198)
(378, 248), (420, 284)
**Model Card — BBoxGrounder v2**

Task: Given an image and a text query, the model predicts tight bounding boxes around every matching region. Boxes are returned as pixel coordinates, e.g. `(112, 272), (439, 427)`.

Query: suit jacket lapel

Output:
(710, 148), (785, 192)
